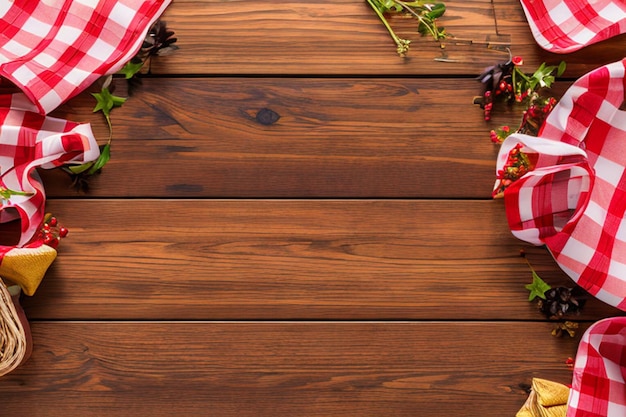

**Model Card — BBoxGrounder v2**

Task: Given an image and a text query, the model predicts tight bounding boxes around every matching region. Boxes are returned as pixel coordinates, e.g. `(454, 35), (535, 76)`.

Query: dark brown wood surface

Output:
(21, 199), (622, 321)
(1, 1), (624, 415)
(3, 322), (582, 417)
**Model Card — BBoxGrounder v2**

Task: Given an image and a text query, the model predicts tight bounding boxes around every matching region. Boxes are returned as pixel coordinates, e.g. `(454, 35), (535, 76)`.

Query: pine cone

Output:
(538, 286), (586, 319)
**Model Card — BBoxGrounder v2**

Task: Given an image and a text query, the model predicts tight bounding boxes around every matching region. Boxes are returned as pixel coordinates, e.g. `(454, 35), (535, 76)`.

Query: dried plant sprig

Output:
(366, 0), (448, 56)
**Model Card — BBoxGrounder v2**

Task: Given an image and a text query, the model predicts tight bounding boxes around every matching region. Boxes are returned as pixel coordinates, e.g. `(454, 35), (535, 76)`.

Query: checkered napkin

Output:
(0, 0), (171, 115)
(519, 0), (626, 53)
(0, 93), (99, 247)
(496, 58), (626, 311)
(567, 317), (626, 417)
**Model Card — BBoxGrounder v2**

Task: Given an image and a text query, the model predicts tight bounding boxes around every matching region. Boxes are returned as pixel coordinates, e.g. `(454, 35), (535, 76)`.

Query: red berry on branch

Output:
(59, 227), (69, 238)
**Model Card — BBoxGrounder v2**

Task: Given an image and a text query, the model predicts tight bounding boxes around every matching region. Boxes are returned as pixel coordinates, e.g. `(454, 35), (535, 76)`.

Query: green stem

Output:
(0, 187), (34, 200)
(366, 0), (410, 55)
(104, 114), (113, 145)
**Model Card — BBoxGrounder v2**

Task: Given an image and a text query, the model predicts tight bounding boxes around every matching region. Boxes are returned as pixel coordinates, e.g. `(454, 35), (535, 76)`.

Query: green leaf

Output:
(417, 20), (429, 35)
(66, 161), (95, 174)
(557, 61), (567, 77)
(119, 61), (145, 79)
(91, 87), (127, 118)
(88, 143), (111, 175)
(525, 270), (551, 301)
(425, 3), (446, 19)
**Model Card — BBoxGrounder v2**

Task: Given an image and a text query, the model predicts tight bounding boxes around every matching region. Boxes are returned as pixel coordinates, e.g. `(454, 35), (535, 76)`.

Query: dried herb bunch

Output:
(477, 55), (565, 196)
(476, 55), (565, 122)
(366, 0), (448, 56)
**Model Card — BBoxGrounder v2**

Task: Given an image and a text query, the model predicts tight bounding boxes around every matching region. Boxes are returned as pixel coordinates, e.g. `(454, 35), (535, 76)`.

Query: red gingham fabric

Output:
(0, 0), (171, 114)
(519, 0), (626, 53)
(496, 58), (626, 311)
(0, 94), (99, 247)
(567, 317), (626, 417)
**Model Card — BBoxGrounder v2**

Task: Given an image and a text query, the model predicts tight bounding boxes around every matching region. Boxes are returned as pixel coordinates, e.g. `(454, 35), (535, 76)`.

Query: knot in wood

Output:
(255, 108), (280, 125)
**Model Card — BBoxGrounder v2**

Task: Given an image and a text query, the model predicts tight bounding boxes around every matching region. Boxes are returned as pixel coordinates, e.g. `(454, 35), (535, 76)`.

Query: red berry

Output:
(49, 217), (58, 227)
(58, 227), (69, 238)
(43, 235), (58, 248)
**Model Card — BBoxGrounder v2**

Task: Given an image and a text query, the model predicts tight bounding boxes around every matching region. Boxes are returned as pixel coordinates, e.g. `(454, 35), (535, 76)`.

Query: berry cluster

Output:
(489, 95), (558, 145)
(477, 56), (564, 126)
(539, 286), (586, 320)
(489, 125), (511, 143)
(496, 79), (514, 96)
(493, 143), (535, 197)
(517, 95), (557, 136)
(482, 90), (493, 121)
(39, 215), (68, 249)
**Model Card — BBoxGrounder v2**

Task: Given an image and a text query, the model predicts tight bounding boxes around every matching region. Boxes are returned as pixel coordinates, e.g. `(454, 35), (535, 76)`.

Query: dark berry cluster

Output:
(493, 143), (534, 197)
(39, 216), (68, 249)
(539, 286), (586, 320)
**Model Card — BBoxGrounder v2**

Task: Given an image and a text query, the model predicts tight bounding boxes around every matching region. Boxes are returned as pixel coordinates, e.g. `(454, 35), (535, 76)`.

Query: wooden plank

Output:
(42, 77), (566, 198)
(21, 199), (622, 320)
(149, 0), (626, 77)
(0, 321), (581, 417)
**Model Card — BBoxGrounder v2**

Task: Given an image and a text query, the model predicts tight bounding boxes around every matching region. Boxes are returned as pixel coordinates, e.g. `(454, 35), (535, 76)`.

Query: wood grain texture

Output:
(3, 2), (622, 415)
(148, 0), (626, 77)
(0, 322), (580, 417)
(41, 78), (570, 198)
(20, 199), (622, 321)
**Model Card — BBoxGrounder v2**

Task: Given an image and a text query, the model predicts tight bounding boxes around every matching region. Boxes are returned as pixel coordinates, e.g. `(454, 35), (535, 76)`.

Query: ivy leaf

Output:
(119, 61), (145, 79)
(92, 87), (126, 118)
(73, 86), (125, 179)
(525, 270), (551, 301)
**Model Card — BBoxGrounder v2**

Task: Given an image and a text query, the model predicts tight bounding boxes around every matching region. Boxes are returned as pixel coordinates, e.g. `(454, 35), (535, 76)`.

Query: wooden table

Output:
(2, 1), (626, 415)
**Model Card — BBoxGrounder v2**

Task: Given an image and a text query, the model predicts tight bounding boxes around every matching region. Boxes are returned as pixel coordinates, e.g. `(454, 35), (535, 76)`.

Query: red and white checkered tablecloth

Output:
(519, 0), (626, 53)
(0, 94), (99, 247)
(0, 0), (172, 248)
(0, 0), (171, 114)
(497, 58), (626, 311)
(567, 317), (626, 417)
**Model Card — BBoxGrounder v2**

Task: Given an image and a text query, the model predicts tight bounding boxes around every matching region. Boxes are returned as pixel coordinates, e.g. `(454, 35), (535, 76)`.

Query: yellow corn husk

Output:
(516, 378), (569, 417)
(0, 245), (57, 296)
(533, 378), (570, 407)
